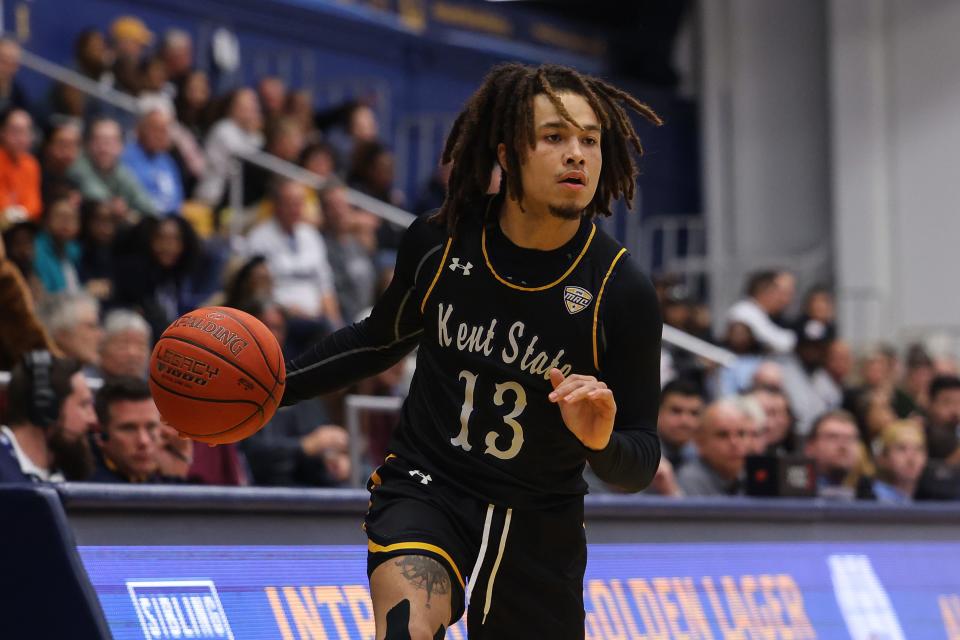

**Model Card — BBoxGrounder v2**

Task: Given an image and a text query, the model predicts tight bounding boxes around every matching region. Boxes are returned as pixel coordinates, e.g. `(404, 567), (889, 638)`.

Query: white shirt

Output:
(195, 119), (264, 205)
(0, 425), (64, 482)
(245, 220), (336, 318)
(725, 298), (797, 354)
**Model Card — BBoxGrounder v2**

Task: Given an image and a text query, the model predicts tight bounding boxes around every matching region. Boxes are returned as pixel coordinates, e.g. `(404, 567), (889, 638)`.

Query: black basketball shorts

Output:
(364, 454), (587, 639)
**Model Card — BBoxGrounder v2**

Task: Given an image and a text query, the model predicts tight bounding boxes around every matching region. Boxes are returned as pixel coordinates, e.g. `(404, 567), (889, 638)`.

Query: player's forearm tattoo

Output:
(394, 556), (451, 607)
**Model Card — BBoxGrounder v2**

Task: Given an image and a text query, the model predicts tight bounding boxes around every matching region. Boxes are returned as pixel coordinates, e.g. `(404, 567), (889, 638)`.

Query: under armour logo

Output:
(449, 258), (473, 275)
(409, 469), (432, 485)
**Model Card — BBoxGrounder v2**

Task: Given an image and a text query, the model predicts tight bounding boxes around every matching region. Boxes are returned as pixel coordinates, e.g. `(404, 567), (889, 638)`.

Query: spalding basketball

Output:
(148, 306), (286, 444)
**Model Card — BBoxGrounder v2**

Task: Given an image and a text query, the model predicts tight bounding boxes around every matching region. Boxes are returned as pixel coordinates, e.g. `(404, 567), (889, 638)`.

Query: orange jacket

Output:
(0, 147), (41, 220)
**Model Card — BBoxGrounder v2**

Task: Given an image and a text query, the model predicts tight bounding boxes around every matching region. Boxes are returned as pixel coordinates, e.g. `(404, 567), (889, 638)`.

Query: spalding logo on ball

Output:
(149, 306), (286, 444)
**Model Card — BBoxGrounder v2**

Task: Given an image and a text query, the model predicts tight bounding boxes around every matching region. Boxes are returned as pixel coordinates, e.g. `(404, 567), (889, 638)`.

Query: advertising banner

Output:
(79, 542), (960, 639)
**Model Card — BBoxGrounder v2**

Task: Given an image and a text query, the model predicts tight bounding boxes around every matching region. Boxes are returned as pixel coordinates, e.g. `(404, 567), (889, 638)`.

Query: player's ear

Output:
(496, 142), (507, 174)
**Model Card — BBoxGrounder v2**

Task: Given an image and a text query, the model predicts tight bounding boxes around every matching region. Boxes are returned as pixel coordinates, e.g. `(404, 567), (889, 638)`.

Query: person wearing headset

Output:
(89, 376), (191, 483)
(0, 350), (98, 482)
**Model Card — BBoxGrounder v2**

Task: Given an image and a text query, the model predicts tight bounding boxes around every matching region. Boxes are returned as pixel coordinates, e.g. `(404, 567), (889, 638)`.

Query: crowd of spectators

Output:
(0, 15), (418, 488)
(609, 269), (960, 503)
(0, 16), (958, 506)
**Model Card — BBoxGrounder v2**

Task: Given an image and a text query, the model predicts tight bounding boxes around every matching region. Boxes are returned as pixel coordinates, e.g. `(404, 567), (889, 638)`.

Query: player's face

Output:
(100, 399), (162, 479)
(514, 91), (602, 220)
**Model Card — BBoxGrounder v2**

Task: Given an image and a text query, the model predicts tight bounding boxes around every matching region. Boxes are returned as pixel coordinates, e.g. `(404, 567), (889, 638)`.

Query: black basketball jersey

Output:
(389, 213), (628, 508)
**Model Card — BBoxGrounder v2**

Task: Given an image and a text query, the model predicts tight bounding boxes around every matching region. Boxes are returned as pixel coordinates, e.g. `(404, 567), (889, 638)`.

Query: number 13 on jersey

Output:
(451, 369), (527, 460)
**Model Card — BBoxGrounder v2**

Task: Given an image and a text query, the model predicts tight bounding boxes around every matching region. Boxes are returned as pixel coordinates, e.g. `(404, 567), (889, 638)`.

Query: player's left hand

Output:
(548, 369), (616, 451)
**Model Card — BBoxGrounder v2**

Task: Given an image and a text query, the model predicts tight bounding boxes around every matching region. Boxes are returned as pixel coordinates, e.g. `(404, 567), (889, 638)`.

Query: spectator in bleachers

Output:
(33, 195), (82, 295)
(110, 16), (153, 95)
(804, 410), (875, 500)
(657, 378), (703, 471)
(169, 71), (210, 195)
(924, 375), (960, 463)
(793, 286), (835, 345)
(0, 37), (30, 114)
(348, 140), (404, 207)
(137, 57), (175, 110)
(811, 338), (853, 412)
(755, 388), (797, 455)
(843, 345), (916, 428)
(319, 100), (380, 164)
(122, 108), (183, 216)
(751, 360), (785, 392)
(348, 141), (405, 251)
(781, 319), (833, 439)
(73, 29), (113, 86)
(98, 310), (151, 380)
(1, 219), (39, 293)
(195, 87), (264, 207)
(155, 421), (193, 480)
(257, 76), (287, 129)
(711, 321), (763, 397)
(902, 344), (935, 413)
(677, 399), (748, 497)
(40, 119), (82, 206)
(69, 117), (158, 220)
(159, 29), (194, 88)
(300, 140), (338, 183)
(77, 200), (116, 300)
(244, 117), (307, 207)
(90, 376), (188, 482)
(872, 420), (927, 503)
(736, 394), (768, 456)
(220, 254), (274, 310)
(414, 162), (451, 216)
(245, 178), (341, 326)
(0, 352), (96, 482)
(285, 89), (317, 138)
(112, 215), (203, 341)
(0, 107), (42, 222)
(40, 292), (102, 371)
(319, 180), (377, 323)
(241, 392), (350, 487)
(0, 232), (60, 370)
(174, 70), (211, 140)
(860, 388), (898, 446)
(724, 270), (797, 355)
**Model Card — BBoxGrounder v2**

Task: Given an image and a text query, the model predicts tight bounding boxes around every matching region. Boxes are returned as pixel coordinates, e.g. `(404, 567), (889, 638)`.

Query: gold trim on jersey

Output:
(368, 540), (466, 588)
(480, 223), (597, 292)
(420, 238), (453, 313)
(593, 248), (628, 370)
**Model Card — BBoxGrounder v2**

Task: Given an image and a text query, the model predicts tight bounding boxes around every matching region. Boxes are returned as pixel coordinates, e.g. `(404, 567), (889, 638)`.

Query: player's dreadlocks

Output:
(433, 63), (662, 233)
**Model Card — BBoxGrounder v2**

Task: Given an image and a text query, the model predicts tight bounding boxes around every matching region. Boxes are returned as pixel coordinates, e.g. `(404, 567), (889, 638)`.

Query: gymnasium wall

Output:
(703, 0), (960, 350)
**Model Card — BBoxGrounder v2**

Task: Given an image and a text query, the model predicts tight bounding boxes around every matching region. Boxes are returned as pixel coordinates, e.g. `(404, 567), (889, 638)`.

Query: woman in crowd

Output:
(111, 214), (204, 340)
(76, 199), (118, 300)
(33, 195), (82, 295)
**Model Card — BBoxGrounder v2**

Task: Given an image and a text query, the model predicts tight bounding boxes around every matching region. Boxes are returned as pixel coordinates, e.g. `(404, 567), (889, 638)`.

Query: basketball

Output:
(148, 306), (286, 445)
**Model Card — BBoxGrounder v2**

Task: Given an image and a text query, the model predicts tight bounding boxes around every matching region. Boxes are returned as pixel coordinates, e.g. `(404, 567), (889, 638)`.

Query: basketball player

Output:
(282, 63), (663, 639)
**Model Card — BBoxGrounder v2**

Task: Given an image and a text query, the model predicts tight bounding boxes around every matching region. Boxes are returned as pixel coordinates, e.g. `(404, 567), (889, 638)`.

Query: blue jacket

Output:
(33, 231), (81, 294)
(121, 142), (184, 215)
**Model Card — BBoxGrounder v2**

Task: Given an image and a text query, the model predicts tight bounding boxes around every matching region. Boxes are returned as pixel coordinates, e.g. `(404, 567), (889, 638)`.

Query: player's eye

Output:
(545, 134), (562, 143)
(582, 136), (598, 146)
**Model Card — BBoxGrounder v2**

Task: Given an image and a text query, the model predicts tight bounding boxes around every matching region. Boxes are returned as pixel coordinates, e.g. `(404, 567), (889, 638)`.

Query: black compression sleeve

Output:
(586, 256), (662, 491)
(281, 216), (446, 405)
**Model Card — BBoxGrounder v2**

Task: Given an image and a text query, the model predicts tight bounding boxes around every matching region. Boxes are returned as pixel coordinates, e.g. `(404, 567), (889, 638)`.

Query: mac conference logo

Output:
(127, 580), (235, 639)
(563, 286), (593, 314)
